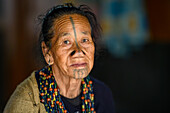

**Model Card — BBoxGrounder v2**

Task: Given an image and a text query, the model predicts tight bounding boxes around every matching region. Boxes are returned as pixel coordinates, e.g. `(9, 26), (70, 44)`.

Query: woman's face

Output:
(49, 14), (95, 79)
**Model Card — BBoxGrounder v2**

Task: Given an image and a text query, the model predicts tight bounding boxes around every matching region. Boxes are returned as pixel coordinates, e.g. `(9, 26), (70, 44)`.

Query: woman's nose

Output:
(70, 43), (86, 57)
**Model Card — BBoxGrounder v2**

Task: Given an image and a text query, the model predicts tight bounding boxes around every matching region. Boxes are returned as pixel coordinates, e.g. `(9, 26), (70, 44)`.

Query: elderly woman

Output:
(4, 3), (115, 113)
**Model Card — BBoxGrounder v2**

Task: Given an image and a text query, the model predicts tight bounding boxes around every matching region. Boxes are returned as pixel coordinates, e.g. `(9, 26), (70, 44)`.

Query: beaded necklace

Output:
(36, 66), (95, 113)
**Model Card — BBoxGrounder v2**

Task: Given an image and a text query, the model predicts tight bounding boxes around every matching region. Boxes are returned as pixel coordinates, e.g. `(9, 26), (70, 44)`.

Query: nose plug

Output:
(70, 49), (85, 56)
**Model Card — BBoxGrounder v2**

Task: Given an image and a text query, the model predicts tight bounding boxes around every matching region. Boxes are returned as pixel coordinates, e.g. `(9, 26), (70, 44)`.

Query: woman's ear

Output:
(41, 41), (54, 65)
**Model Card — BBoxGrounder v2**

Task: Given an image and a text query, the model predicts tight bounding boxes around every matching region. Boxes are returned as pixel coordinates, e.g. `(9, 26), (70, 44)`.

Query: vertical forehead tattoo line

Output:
(69, 17), (80, 51)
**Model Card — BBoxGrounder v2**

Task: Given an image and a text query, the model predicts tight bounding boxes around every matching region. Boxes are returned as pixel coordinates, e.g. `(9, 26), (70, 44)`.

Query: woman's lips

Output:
(70, 63), (87, 68)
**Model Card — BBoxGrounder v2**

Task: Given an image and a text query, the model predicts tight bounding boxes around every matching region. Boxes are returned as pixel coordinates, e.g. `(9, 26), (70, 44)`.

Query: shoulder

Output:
(17, 71), (38, 92)
(3, 71), (40, 113)
(90, 76), (112, 94)
(90, 76), (116, 113)
(11, 71), (38, 100)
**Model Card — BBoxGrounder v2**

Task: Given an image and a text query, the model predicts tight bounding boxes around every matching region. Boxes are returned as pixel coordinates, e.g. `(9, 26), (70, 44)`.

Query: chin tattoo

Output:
(73, 68), (88, 79)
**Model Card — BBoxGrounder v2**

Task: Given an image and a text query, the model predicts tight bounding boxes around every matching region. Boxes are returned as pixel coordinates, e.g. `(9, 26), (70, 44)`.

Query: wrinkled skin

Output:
(50, 14), (95, 79)
(41, 14), (95, 98)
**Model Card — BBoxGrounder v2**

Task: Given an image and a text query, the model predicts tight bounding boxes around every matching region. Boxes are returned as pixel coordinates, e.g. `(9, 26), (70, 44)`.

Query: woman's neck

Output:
(52, 65), (82, 99)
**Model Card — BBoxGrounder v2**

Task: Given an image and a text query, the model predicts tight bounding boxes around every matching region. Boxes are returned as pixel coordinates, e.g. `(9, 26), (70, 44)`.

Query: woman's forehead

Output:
(50, 14), (92, 45)
(53, 14), (91, 32)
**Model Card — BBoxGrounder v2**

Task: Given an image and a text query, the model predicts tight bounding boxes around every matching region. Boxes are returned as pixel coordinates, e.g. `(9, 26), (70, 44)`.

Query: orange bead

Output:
(88, 99), (90, 102)
(89, 80), (92, 84)
(49, 88), (53, 91)
(47, 98), (51, 101)
(64, 110), (67, 113)
(53, 93), (55, 97)
(82, 81), (85, 84)
(85, 87), (88, 91)
(45, 82), (48, 85)
(44, 87), (47, 90)
(91, 108), (94, 111)
(61, 106), (64, 109)
(39, 71), (43, 75)
(87, 84), (90, 87)
(51, 104), (54, 107)
(56, 101), (59, 104)
(82, 108), (85, 111)
(40, 93), (44, 96)
(83, 91), (86, 94)
(54, 88), (57, 92)
(59, 102), (62, 106)
(91, 94), (94, 97)
(81, 96), (85, 100)
(41, 99), (45, 103)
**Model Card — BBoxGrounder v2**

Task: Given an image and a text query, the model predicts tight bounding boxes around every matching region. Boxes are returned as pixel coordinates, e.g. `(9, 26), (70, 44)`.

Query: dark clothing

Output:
(92, 77), (115, 113)
(61, 94), (82, 113)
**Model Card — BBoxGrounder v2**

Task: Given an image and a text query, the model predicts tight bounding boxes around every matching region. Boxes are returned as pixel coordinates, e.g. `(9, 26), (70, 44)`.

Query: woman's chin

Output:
(69, 68), (89, 79)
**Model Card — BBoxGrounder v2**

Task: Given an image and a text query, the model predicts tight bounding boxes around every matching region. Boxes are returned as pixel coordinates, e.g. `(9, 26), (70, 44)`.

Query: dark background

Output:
(0, 0), (169, 113)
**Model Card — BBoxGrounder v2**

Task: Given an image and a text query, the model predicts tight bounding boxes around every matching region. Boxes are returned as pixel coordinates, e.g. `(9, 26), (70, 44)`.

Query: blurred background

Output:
(0, 0), (169, 113)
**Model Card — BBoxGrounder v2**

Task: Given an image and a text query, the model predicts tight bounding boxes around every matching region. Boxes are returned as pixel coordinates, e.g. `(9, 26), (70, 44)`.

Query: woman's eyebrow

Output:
(81, 31), (90, 35)
(57, 32), (71, 40)
(60, 32), (71, 37)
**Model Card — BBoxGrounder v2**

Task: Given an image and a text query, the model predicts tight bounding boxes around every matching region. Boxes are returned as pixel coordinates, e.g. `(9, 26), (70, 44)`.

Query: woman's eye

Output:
(82, 38), (89, 43)
(63, 40), (70, 44)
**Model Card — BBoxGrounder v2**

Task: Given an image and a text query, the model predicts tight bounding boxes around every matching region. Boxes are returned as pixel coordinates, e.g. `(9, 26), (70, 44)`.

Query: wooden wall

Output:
(145, 0), (170, 42)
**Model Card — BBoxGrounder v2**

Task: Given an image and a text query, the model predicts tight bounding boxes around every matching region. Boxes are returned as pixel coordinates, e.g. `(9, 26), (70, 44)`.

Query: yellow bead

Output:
(91, 97), (94, 101)
(55, 92), (57, 95)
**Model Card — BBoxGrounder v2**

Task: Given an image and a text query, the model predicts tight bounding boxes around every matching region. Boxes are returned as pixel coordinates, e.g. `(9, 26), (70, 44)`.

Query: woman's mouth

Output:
(70, 63), (87, 68)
